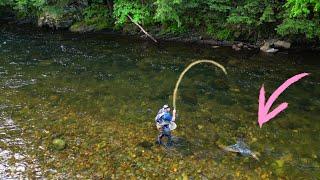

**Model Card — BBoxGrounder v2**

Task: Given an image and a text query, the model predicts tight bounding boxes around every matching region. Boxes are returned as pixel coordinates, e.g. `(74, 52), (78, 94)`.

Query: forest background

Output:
(0, 0), (319, 46)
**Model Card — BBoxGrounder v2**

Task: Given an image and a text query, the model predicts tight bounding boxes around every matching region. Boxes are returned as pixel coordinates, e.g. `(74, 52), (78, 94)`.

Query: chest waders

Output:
(157, 124), (172, 146)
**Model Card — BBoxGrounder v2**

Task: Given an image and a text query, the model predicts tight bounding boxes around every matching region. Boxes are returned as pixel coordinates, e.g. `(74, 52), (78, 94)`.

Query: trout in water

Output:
(219, 139), (259, 161)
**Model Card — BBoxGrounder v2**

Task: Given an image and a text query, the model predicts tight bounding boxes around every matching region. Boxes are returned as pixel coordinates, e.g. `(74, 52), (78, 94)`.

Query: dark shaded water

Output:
(0, 24), (319, 179)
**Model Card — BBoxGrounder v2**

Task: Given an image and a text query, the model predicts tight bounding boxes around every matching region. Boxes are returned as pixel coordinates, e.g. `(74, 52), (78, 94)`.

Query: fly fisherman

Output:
(155, 105), (176, 145)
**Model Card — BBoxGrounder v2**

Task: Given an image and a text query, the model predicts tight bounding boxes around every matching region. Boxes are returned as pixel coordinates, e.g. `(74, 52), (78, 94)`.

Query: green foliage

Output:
(13, 0), (45, 12)
(226, 0), (265, 39)
(113, 0), (153, 27)
(48, 0), (73, 7)
(276, 18), (320, 39)
(215, 29), (233, 40)
(1, 0), (320, 41)
(154, 0), (182, 28)
(276, 0), (320, 39)
(285, 0), (320, 17)
(0, 0), (46, 17)
(42, 5), (64, 17)
(83, 4), (113, 29)
(0, 0), (14, 6)
(260, 6), (276, 23)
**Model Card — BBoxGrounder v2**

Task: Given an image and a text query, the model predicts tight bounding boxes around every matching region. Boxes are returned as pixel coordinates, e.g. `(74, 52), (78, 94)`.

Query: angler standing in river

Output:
(155, 105), (177, 145)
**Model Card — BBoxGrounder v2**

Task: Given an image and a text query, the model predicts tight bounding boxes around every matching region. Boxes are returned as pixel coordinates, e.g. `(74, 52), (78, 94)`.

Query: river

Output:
(0, 24), (319, 179)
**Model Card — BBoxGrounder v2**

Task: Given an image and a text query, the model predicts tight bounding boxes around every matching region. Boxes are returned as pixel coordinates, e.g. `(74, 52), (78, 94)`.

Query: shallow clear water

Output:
(0, 24), (319, 179)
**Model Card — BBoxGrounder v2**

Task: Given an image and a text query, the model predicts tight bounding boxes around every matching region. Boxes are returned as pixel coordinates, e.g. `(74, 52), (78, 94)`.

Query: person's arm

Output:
(172, 109), (176, 121)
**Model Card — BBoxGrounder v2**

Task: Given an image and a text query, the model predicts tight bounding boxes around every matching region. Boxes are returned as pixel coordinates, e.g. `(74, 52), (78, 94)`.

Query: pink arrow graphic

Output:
(258, 73), (310, 128)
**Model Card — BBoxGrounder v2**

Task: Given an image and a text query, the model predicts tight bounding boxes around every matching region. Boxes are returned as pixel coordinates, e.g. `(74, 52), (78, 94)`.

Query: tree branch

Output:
(127, 15), (158, 43)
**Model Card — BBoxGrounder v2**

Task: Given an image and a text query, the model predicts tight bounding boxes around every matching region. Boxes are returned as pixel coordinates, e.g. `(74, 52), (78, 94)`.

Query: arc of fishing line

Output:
(173, 60), (227, 110)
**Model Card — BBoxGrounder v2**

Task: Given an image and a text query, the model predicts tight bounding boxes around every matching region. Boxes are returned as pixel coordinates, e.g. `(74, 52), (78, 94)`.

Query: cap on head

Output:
(163, 104), (169, 109)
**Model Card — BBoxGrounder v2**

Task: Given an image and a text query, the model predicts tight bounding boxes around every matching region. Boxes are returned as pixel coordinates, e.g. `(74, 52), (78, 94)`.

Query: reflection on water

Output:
(0, 24), (319, 178)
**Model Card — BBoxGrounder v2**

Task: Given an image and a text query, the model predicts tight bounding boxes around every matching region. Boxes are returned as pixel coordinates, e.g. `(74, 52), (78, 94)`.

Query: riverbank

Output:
(0, 24), (319, 178)
(1, 0), (320, 53)
(0, 18), (320, 53)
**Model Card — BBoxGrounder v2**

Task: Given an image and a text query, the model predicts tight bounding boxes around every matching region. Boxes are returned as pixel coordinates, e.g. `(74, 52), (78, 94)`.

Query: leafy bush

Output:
(13, 0), (45, 14)
(154, 0), (182, 29)
(276, 0), (320, 39)
(113, 0), (153, 27)
(82, 4), (113, 29)
(1, 0), (320, 42)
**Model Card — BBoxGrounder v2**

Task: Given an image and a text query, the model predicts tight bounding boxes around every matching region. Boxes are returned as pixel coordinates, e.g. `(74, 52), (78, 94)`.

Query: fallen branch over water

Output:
(127, 15), (158, 43)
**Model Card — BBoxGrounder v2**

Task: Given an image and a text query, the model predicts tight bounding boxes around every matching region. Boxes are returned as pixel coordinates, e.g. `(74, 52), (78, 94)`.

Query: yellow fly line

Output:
(172, 60), (227, 110)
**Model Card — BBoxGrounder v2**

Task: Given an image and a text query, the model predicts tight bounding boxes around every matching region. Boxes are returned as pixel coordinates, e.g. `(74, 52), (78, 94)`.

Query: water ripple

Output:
(0, 114), (43, 179)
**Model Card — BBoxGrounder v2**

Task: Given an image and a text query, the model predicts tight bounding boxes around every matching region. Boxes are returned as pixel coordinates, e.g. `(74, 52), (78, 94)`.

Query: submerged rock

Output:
(52, 139), (66, 150)
(271, 153), (293, 176)
(181, 89), (198, 105)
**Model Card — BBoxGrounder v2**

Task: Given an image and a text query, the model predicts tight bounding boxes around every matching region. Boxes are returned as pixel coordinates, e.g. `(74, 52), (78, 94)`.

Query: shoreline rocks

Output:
(260, 39), (291, 53)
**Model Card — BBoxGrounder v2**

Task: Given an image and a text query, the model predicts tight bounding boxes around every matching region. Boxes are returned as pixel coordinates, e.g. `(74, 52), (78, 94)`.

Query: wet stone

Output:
(52, 139), (66, 150)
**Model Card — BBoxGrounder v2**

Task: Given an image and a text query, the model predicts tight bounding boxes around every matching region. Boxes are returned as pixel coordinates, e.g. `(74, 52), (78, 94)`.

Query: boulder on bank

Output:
(232, 44), (241, 51)
(38, 1), (88, 29)
(38, 10), (74, 29)
(274, 40), (291, 49)
(260, 39), (291, 53)
(260, 42), (272, 52)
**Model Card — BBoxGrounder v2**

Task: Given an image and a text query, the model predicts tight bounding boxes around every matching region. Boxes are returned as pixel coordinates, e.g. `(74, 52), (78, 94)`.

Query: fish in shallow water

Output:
(219, 140), (259, 161)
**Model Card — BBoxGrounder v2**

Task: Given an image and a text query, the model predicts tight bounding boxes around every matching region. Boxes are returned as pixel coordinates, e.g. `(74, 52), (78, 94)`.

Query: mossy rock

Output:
(52, 138), (66, 150)
(38, 8), (74, 29)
